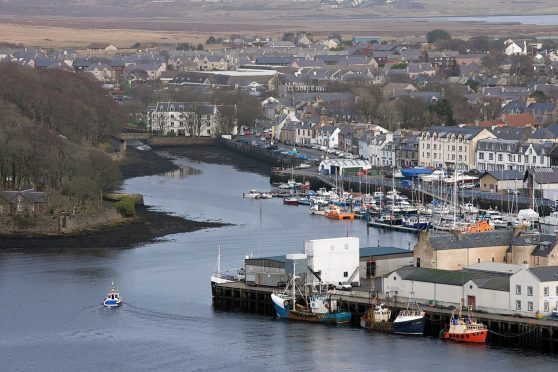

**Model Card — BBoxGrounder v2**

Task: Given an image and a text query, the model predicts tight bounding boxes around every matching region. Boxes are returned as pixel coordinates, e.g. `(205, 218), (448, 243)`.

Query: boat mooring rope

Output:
(487, 324), (541, 338)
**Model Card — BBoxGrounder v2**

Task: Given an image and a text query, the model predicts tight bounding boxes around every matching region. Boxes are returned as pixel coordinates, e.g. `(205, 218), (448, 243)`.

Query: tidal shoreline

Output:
(0, 146), (233, 250)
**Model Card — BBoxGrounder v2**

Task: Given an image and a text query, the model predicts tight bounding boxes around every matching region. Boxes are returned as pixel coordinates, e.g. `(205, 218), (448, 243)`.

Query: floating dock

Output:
(367, 221), (425, 233)
(212, 281), (558, 353)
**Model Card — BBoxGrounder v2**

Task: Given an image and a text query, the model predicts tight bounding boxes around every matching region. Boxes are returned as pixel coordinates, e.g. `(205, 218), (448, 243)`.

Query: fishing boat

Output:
(461, 203), (479, 214)
(440, 306), (487, 343)
(103, 282), (122, 308)
(210, 246), (245, 285)
(271, 261), (351, 325)
(259, 192), (273, 199)
(360, 303), (392, 332)
(283, 197), (299, 206)
(393, 293), (425, 335)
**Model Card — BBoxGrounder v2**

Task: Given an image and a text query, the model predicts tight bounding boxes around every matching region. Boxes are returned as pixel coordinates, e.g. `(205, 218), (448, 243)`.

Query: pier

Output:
(212, 281), (558, 353)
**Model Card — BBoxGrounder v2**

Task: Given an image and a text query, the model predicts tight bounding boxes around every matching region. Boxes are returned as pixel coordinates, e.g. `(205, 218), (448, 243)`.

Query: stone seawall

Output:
(219, 138), (300, 167)
(149, 136), (218, 147)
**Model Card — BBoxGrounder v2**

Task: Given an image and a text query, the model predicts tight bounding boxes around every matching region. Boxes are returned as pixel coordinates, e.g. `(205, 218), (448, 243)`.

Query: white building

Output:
(383, 263), (558, 318)
(305, 237), (360, 286)
(148, 102), (235, 136)
(368, 133), (393, 167)
(319, 159), (372, 176)
(477, 139), (553, 171)
(315, 126), (341, 148)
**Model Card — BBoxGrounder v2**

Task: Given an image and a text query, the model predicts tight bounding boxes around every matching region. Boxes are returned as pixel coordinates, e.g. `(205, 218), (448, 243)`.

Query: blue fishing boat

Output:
(393, 292), (425, 335)
(270, 261), (351, 325)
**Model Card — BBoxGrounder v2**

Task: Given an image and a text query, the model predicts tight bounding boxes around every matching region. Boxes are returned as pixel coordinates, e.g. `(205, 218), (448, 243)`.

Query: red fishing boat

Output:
(440, 306), (487, 343)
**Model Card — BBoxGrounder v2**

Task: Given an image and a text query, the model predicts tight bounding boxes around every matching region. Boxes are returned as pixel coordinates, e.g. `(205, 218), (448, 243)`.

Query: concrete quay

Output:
(212, 281), (558, 353)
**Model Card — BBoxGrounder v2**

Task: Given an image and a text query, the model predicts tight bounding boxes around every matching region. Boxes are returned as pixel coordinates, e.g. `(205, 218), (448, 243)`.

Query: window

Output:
(525, 155), (529, 163)
(479, 152), (484, 160)
(544, 287), (549, 297)
(452, 146), (456, 151)
(343, 271), (348, 278)
(544, 302), (549, 312)
(489, 153), (494, 160)
(541, 157), (544, 164)
(477, 258), (480, 263)
(459, 146), (462, 152)
(556, 286), (558, 296)
(434, 144), (437, 150)
(528, 301), (533, 311)
(533, 156), (537, 163)
(516, 300), (522, 310)
(516, 285), (521, 295)
(527, 286), (533, 296)
(508, 154), (512, 161)
(498, 154), (503, 161)
(518, 154), (521, 162)
(427, 144), (430, 149)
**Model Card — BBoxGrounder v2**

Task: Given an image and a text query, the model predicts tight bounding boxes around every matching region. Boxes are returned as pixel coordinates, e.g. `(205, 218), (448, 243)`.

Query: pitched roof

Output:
(471, 277), (510, 291)
(394, 267), (489, 286)
(481, 169), (524, 181)
(429, 230), (513, 250)
(531, 123), (558, 139)
(503, 113), (537, 127)
(525, 167), (558, 184)
(528, 266), (558, 282)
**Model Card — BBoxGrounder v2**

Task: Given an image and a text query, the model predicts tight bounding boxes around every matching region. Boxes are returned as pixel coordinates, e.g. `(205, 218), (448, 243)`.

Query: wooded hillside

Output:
(0, 64), (125, 211)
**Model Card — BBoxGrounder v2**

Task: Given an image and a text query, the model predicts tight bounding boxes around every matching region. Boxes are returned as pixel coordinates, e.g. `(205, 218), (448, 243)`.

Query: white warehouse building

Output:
(305, 237), (360, 286)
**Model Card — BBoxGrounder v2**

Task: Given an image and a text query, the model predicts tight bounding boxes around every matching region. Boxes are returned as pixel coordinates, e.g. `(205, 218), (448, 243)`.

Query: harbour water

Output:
(1, 150), (557, 371)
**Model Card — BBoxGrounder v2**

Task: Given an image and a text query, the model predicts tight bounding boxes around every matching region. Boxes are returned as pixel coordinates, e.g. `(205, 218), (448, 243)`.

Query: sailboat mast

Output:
(292, 261), (297, 305)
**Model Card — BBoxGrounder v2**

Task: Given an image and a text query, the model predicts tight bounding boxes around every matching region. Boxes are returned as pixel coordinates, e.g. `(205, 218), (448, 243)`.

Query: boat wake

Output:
(124, 303), (203, 323)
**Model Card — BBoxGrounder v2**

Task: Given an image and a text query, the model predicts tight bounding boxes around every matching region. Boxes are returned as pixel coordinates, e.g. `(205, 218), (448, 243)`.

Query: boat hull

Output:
(441, 329), (487, 343)
(393, 316), (425, 335)
(360, 317), (393, 332)
(271, 294), (351, 324)
(103, 299), (122, 307)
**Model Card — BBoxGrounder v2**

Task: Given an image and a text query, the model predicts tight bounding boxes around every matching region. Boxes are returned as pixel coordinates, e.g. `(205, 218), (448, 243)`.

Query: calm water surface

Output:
(1, 153), (557, 371)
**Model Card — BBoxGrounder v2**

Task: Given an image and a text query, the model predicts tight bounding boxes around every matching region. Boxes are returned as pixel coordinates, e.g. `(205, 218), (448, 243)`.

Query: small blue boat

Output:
(103, 282), (122, 308)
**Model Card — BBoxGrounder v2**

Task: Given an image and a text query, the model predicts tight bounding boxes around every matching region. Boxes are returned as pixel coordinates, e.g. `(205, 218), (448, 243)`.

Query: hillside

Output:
(0, 64), (125, 211)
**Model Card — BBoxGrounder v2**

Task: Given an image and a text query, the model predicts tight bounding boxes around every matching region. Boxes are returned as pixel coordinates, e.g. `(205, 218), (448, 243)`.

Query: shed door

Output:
(467, 295), (476, 309)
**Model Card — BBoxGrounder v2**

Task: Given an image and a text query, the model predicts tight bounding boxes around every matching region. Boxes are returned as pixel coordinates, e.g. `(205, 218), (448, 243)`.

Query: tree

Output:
(531, 90), (551, 103)
(481, 53), (506, 76)
(426, 29), (451, 44)
(391, 62), (408, 70)
(466, 79), (480, 93)
(396, 96), (428, 129)
(429, 99), (455, 125)
(206, 36), (218, 44)
(215, 105), (237, 135)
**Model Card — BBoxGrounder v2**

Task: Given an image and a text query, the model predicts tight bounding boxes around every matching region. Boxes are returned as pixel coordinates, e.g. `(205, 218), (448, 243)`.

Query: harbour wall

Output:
(212, 282), (558, 353)
(218, 138), (301, 168)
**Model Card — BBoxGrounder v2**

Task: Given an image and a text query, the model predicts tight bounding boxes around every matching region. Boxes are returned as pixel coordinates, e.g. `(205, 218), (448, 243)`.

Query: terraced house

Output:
(476, 139), (554, 171)
(419, 126), (495, 170)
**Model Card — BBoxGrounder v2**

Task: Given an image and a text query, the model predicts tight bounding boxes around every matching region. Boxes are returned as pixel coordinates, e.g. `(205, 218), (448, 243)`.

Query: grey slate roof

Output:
(481, 170), (524, 181)
(394, 267), (489, 286)
(471, 277), (510, 291)
(531, 124), (558, 140)
(430, 230), (513, 251)
(529, 266), (558, 282)
(525, 168), (558, 184)
(424, 126), (485, 140)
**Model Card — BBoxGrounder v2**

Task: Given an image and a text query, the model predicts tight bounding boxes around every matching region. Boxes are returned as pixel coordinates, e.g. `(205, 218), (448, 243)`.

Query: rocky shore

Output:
(0, 147), (228, 250)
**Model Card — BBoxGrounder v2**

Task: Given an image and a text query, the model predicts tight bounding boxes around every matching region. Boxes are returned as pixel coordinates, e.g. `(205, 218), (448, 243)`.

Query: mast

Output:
(453, 168), (457, 229)
(292, 261), (297, 305)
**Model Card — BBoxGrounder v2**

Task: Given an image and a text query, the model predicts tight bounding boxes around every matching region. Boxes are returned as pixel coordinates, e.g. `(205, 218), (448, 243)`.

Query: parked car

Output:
(334, 282), (352, 291)
(507, 189), (520, 195)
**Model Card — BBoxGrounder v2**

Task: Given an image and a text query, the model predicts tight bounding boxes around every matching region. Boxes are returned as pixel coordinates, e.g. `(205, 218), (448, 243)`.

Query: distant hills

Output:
(0, 0), (557, 20)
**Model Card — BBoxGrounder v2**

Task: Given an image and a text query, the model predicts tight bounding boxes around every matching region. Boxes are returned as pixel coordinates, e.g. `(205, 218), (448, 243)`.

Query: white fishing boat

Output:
(309, 204), (326, 215)
(103, 282), (122, 308)
(210, 246), (245, 285)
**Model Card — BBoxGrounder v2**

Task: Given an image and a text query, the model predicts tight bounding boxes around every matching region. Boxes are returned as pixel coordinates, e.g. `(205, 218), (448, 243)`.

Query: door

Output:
(366, 260), (376, 278)
(467, 295), (476, 309)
